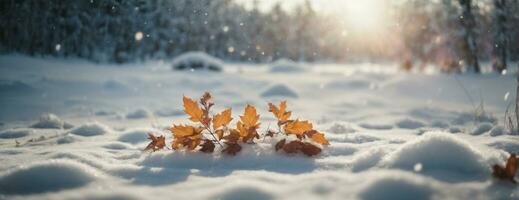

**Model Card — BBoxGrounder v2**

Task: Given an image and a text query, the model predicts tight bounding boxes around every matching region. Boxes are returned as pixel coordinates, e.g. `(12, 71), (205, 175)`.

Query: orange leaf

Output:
(170, 125), (203, 138)
(269, 101), (291, 122)
(240, 105), (260, 128)
(493, 153), (518, 183)
(284, 119), (313, 135)
(311, 132), (329, 145)
(144, 133), (166, 152)
(183, 96), (204, 122)
(213, 108), (233, 130)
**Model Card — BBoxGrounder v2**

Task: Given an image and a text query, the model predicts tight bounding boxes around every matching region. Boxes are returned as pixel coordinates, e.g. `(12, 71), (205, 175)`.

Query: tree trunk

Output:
(459, 0), (481, 73)
(494, 0), (508, 73)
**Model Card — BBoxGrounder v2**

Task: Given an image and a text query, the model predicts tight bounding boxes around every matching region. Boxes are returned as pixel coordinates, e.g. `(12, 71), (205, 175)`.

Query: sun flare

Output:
(341, 0), (386, 33)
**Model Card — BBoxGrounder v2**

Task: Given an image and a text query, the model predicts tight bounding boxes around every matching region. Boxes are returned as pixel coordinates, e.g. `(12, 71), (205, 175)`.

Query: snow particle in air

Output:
(413, 163), (423, 172)
(504, 92), (510, 101)
(222, 26), (229, 33)
(227, 46), (235, 53)
(134, 32), (143, 41)
(55, 44), (61, 52)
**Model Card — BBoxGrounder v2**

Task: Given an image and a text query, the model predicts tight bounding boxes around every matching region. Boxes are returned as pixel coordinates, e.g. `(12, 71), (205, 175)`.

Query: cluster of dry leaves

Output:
(492, 153), (518, 184)
(145, 92), (329, 156)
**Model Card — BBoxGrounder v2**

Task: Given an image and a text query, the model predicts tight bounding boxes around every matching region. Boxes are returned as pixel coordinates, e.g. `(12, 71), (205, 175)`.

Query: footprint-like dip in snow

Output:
(126, 109), (151, 119)
(70, 122), (110, 137)
(261, 84), (298, 98)
(0, 160), (97, 194)
(118, 128), (153, 144)
(0, 129), (32, 139)
(396, 119), (425, 129)
(359, 123), (393, 130)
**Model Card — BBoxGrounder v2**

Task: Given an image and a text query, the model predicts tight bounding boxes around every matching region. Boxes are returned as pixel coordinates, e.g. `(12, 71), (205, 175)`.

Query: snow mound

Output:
(489, 125), (508, 137)
(351, 149), (387, 172)
(396, 119), (425, 129)
(0, 128), (32, 139)
(0, 160), (96, 194)
(327, 123), (355, 134)
(261, 84), (298, 98)
(360, 173), (434, 200)
(212, 186), (273, 200)
(126, 109), (151, 119)
(384, 132), (489, 181)
(326, 80), (371, 90)
(471, 122), (493, 135)
(172, 51), (222, 72)
(70, 122), (110, 137)
(57, 134), (79, 144)
(30, 113), (65, 129)
(359, 123), (393, 130)
(118, 128), (153, 144)
(269, 58), (305, 73)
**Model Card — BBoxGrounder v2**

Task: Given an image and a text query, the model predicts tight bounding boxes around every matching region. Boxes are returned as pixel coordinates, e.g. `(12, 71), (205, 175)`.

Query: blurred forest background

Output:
(1, 0), (518, 73)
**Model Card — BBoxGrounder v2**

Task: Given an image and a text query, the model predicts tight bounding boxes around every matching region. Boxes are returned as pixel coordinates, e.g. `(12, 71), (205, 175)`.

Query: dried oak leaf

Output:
(222, 143), (242, 156)
(183, 96), (205, 122)
(199, 139), (216, 153)
(213, 108), (233, 130)
(493, 153), (518, 183)
(144, 133), (166, 152)
(236, 105), (260, 142)
(200, 92), (213, 107)
(284, 120), (313, 135)
(215, 129), (225, 141)
(240, 105), (260, 128)
(275, 139), (286, 151)
(282, 140), (304, 154)
(301, 142), (322, 156)
(170, 125), (204, 150)
(304, 130), (329, 145)
(268, 101), (292, 123)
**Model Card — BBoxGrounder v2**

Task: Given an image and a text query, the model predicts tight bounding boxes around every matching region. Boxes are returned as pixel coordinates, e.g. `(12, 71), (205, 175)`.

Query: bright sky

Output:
(235, 0), (390, 33)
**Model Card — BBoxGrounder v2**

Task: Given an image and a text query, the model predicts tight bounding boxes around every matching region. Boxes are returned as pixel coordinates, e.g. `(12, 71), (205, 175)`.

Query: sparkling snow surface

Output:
(0, 55), (518, 200)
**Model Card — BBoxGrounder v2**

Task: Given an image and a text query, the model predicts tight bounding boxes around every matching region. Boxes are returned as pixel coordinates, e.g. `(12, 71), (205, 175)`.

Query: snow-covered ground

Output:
(0, 55), (517, 200)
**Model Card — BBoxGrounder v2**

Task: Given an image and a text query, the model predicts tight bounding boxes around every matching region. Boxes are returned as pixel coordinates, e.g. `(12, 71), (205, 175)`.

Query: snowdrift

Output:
(171, 52), (223, 72)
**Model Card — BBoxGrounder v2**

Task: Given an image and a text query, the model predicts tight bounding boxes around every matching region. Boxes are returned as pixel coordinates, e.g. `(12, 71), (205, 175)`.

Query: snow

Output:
(261, 84), (299, 98)
(0, 129), (32, 139)
(269, 59), (306, 73)
(383, 132), (490, 182)
(171, 52), (223, 72)
(0, 160), (97, 195)
(69, 122), (110, 137)
(30, 113), (69, 129)
(0, 55), (518, 199)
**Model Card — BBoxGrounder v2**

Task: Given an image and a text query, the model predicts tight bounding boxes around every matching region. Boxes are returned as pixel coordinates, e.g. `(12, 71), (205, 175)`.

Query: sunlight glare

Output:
(341, 0), (386, 33)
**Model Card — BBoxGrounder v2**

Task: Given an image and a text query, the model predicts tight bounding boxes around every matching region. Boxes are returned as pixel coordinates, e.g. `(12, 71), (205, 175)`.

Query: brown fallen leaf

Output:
(493, 153), (518, 184)
(199, 139), (216, 153)
(144, 133), (166, 152)
(275, 139), (286, 151)
(222, 143), (242, 156)
(282, 140), (304, 154)
(301, 142), (322, 156)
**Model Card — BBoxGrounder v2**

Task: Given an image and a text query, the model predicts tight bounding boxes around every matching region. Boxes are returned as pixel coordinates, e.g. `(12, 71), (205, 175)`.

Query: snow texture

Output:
(0, 55), (517, 199)
(171, 52), (223, 72)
